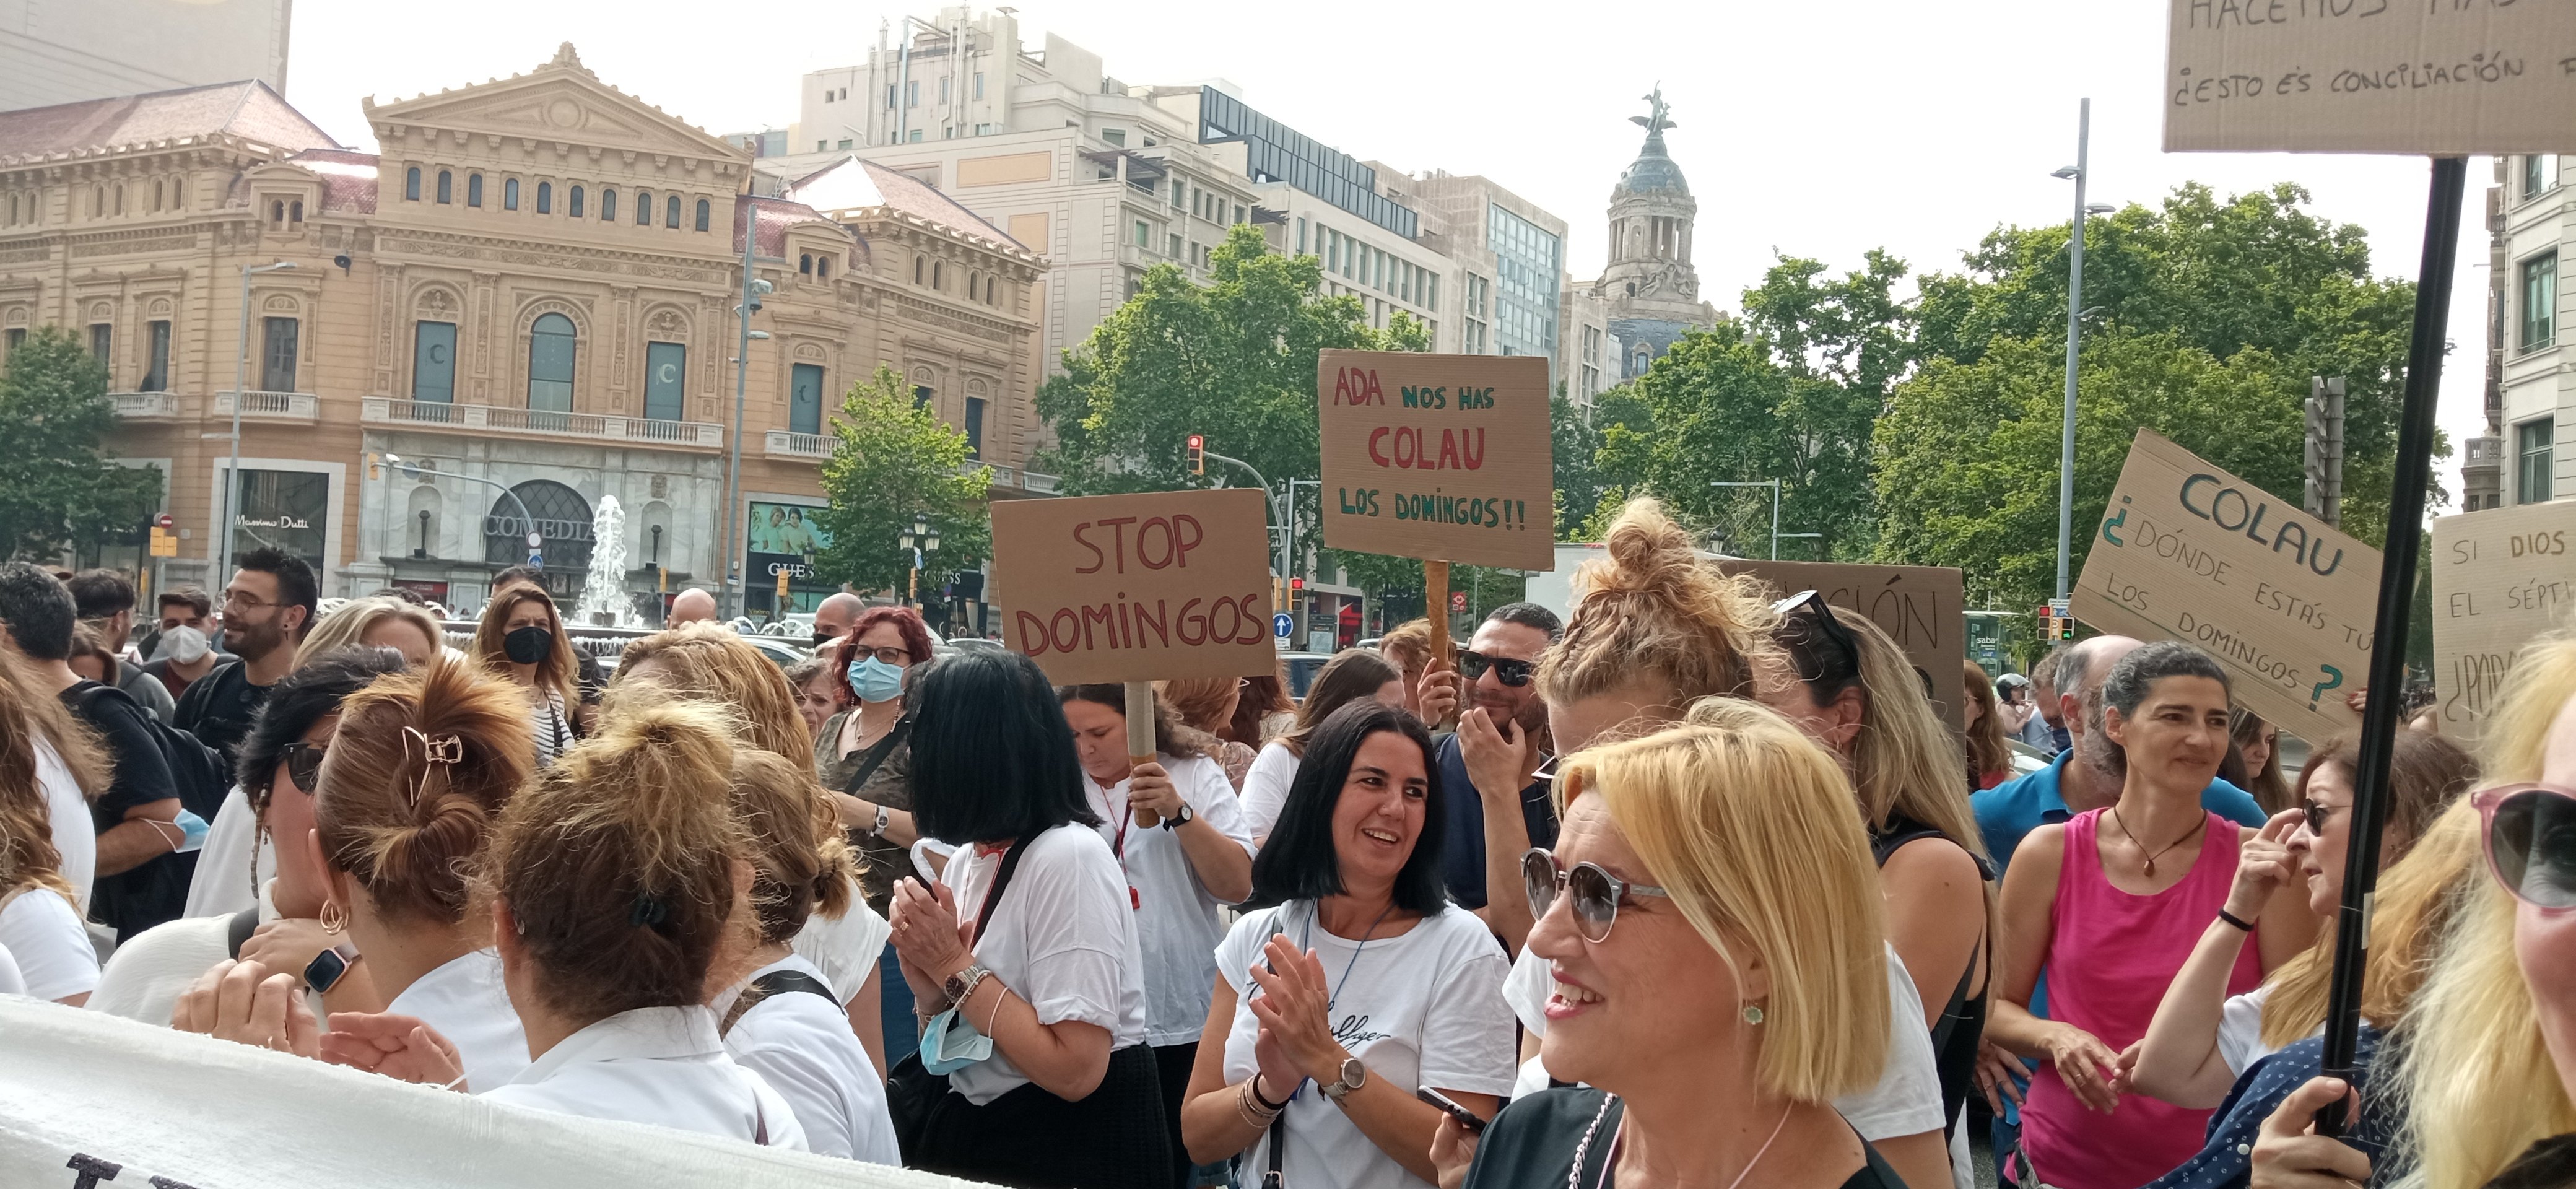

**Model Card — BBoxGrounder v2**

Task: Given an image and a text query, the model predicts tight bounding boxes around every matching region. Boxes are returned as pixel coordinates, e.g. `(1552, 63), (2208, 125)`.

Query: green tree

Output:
(1551, 385), (1648, 538)
(811, 365), (991, 595)
(1873, 329), (2299, 610)
(1907, 181), (2421, 539)
(0, 328), (162, 560)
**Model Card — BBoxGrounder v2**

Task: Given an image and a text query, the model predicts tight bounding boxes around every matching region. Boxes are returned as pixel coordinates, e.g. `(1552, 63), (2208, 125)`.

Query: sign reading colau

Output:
(993, 488), (1276, 686)
(2074, 430), (2382, 737)
(1717, 560), (1969, 732)
(2432, 502), (2576, 743)
(2165, 0), (2576, 155)
(1318, 349), (1554, 572)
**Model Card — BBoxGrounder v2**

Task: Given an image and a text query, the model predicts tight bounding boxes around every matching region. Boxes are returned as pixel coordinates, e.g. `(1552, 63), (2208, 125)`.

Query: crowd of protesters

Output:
(1, 495), (2572, 1189)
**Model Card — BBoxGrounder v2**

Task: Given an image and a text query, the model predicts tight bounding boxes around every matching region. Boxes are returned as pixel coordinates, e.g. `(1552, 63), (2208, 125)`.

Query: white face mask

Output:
(154, 625), (211, 664)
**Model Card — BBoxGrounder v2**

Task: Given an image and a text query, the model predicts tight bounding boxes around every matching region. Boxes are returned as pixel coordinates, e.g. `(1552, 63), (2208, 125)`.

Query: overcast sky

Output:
(284, 0), (2493, 500)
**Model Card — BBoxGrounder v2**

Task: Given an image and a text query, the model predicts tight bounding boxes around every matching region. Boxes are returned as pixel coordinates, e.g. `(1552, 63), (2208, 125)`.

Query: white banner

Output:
(0, 998), (960, 1189)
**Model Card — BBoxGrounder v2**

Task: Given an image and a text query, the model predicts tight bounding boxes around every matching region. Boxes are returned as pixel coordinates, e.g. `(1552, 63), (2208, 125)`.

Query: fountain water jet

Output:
(575, 494), (632, 627)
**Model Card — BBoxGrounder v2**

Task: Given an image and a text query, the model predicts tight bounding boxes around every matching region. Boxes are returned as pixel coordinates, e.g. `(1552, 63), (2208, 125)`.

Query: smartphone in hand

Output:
(1417, 1085), (1487, 1134)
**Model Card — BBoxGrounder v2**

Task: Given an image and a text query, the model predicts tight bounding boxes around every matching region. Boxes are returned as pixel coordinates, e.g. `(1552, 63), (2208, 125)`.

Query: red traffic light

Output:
(1185, 433), (1206, 476)
(1289, 577), (1304, 591)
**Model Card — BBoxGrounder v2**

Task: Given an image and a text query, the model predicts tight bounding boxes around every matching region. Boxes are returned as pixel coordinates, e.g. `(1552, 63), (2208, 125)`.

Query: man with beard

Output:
(174, 547), (315, 769)
(1415, 601), (1562, 926)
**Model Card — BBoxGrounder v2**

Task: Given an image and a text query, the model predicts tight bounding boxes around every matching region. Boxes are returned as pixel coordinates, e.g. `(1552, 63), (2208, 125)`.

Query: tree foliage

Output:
(0, 328), (162, 560)
(812, 365), (991, 595)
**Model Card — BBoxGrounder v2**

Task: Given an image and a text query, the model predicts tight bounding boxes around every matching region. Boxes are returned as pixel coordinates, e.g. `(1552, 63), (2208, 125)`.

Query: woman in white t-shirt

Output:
(1059, 683), (1256, 1180)
(0, 655), (100, 1006)
(1240, 650), (1408, 846)
(718, 748), (899, 1163)
(3, 650), (106, 915)
(323, 700), (806, 1149)
(299, 655), (534, 1091)
(887, 650), (1168, 1188)
(1181, 699), (1518, 1189)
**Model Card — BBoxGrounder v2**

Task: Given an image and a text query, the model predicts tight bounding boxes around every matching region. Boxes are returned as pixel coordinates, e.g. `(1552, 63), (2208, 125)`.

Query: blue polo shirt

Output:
(1972, 751), (2269, 879)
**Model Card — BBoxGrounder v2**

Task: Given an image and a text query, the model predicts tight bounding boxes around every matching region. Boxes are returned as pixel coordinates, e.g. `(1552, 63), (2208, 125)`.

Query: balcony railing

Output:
(765, 430), (837, 459)
(108, 391), (180, 418)
(362, 398), (724, 450)
(961, 460), (1060, 495)
(215, 391), (319, 422)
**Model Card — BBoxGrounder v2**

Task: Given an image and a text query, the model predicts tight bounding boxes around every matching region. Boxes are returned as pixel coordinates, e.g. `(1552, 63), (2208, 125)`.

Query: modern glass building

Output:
(1198, 86), (1417, 238)
(1488, 203), (1561, 364)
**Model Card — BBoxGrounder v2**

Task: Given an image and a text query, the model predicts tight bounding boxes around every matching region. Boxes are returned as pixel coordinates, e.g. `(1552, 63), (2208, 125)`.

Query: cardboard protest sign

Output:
(2165, 0), (2576, 154)
(2431, 502), (2576, 742)
(2074, 430), (2381, 738)
(1318, 350), (1554, 572)
(993, 488), (1276, 686)
(1718, 560), (1969, 732)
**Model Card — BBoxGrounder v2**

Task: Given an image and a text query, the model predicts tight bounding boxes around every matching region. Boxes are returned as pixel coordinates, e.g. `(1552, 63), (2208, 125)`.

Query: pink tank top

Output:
(2020, 808), (2263, 1189)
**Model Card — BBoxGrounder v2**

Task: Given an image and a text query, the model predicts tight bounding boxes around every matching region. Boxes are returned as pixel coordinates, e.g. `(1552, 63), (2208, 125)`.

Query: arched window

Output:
(467, 174), (483, 207)
(799, 253), (813, 276)
(504, 178), (520, 210)
(527, 313), (577, 412)
(568, 185), (584, 218)
(635, 189), (651, 225)
(152, 181), (163, 211)
(115, 185), (125, 214)
(91, 186), (103, 216)
(600, 188), (616, 222)
(817, 257), (830, 280)
(289, 200), (302, 224)
(913, 255), (923, 284)
(931, 261), (942, 289)
(694, 198), (710, 232)
(270, 200), (285, 225)
(405, 167), (421, 201)
(537, 181), (552, 214)
(435, 170), (452, 204)
(666, 194), (681, 228)
(482, 480), (594, 573)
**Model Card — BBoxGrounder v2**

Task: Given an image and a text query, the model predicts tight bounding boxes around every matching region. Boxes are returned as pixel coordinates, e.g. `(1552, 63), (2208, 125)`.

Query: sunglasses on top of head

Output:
(1772, 590), (1862, 683)
(1456, 648), (1536, 688)
(2474, 784), (2576, 911)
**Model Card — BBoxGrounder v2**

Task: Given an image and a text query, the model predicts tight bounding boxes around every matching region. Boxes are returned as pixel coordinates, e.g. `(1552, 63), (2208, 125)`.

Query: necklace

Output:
(1570, 1096), (1791, 1189)
(2109, 806), (2205, 878)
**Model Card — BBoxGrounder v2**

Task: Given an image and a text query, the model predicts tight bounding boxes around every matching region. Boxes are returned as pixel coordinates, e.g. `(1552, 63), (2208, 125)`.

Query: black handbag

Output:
(887, 834), (1033, 1161)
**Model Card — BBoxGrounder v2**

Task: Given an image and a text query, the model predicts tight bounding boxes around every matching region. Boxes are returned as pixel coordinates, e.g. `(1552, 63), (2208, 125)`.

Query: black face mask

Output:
(811, 630), (837, 649)
(503, 624), (555, 666)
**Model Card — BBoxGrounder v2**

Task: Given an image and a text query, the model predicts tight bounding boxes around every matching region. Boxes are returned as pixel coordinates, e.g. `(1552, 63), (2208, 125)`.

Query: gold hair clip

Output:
(401, 726), (464, 808)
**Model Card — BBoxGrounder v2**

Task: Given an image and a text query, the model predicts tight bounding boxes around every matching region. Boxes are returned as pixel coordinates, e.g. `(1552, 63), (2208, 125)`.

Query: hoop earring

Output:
(1742, 1002), (1765, 1026)
(319, 900), (347, 935)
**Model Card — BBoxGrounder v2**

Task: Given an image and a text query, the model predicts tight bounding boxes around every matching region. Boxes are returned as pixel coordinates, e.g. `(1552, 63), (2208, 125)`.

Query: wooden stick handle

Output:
(1424, 560), (1455, 730)
(1125, 680), (1160, 828)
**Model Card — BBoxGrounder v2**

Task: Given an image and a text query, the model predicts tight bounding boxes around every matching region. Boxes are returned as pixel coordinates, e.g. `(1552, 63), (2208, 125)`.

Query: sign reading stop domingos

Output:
(991, 487), (1277, 686)
(1318, 350), (1555, 571)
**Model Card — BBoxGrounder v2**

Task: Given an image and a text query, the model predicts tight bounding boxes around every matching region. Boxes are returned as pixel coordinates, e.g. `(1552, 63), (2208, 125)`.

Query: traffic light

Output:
(1289, 577), (1305, 592)
(2058, 616), (2077, 642)
(1186, 434), (1205, 476)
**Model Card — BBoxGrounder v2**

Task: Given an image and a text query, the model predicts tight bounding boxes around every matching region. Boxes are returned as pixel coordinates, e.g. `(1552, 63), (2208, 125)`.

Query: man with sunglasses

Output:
(1417, 602), (1563, 931)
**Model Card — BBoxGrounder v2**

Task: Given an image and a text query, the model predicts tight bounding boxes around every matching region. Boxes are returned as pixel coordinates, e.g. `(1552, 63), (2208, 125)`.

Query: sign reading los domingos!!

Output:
(1318, 349), (1555, 571)
(991, 487), (1277, 686)
(2074, 430), (2382, 736)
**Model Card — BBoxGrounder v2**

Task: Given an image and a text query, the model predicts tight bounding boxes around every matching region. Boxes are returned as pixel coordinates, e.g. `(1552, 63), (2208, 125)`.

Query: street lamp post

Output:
(217, 260), (297, 588)
(1707, 480), (1783, 559)
(383, 455), (541, 582)
(717, 203), (774, 622)
(2052, 99), (2117, 602)
(899, 513), (940, 609)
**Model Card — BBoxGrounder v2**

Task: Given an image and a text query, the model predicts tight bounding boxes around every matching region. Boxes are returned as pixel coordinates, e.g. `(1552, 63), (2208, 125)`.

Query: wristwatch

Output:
(1161, 803), (1194, 830)
(943, 962), (994, 1006)
(303, 941), (361, 995)
(872, 801), (892, 837)
(1320, 1055), (1367, 1104)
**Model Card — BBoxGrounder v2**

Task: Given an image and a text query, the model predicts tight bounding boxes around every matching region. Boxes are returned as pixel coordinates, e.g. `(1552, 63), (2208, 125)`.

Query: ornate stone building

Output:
(0, 45), (1042, 618)
(1590, 87), (1715, 381)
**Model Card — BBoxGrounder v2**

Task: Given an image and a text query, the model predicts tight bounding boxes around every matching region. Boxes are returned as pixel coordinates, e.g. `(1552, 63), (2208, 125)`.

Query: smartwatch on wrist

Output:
(872, 802), (892, 837)
(304, 941), (361, 994)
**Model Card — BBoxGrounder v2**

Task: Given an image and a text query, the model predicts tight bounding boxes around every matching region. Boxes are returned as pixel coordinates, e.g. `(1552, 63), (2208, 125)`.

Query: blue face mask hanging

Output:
(916, 1006), (994, 1074)
(846, 656), (907, 703)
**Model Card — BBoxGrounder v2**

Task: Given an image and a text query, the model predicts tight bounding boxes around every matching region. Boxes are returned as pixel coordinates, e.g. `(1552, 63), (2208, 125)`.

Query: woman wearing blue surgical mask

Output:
(814, 604), (935, 1063)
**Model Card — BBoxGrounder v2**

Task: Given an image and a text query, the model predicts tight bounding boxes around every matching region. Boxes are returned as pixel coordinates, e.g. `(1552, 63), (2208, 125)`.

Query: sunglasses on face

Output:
(279, 741), (326, 794)
(2475, 784), (2576, 911)
(1456, 648), (1536, 688)
(2301, 799), (2341, 837)
(1523, 848), (1668, 943)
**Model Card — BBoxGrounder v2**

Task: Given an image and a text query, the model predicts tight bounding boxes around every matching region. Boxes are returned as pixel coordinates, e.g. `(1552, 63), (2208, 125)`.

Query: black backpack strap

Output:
(971, 834), (1035, 944)
(751, 967), (840, 1004)
(838, 715), (914, 798)
(225, 908), (261, 960)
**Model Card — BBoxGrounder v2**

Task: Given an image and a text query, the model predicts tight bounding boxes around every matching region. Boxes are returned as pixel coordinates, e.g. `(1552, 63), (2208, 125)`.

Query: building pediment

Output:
(363, 45), (747, 172)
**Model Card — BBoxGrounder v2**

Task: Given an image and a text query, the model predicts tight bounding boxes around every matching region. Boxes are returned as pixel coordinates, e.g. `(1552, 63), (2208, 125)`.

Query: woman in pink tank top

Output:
(1985, 643), (2318, 1189)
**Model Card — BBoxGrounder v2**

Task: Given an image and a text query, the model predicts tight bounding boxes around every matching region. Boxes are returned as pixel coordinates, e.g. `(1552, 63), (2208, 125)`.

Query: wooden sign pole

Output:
(1424, 560), (1454, 727)
(1126, 680), (1160, 828)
